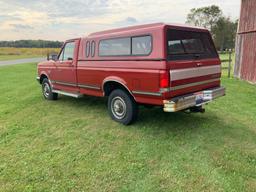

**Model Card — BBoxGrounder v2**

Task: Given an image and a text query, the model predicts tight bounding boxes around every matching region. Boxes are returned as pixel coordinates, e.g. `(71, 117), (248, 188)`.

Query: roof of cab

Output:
(87, 22), (208, 38)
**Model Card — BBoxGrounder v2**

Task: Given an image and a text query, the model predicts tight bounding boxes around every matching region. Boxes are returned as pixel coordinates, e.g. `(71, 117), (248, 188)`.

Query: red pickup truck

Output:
(37, 23), (225, 125)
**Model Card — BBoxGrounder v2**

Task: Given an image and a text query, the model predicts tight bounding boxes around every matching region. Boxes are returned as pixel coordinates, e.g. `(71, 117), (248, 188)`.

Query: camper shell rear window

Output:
(167, 29), (218, 61)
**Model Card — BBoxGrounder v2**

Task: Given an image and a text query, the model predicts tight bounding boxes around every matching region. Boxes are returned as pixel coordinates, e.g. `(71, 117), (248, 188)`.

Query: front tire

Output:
(42, 78), (58, 100)
(108, 89), (138, 125)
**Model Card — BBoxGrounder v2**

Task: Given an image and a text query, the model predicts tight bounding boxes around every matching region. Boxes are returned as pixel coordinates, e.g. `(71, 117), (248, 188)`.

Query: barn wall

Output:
(237, 33), (256, 83)
(238, 0), (256, 33)
(234, 0), (256, 83)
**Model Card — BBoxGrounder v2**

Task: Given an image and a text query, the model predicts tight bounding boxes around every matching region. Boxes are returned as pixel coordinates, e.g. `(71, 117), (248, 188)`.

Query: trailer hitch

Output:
(184, 106), (205, 114)
(189, 106), (205, 113)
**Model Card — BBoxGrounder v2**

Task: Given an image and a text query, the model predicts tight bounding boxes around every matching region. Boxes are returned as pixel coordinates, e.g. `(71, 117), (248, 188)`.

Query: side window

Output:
(59, 42), (75, 61)
(63, 42), (75, 60)
(91, 41), (95, 57)
(86, 41), (90, 57)
(99, 37), (131, 56)
(132, 36), (152, 55)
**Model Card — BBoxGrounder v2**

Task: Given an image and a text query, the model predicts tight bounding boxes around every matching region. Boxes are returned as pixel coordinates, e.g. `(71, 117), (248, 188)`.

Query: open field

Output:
(0, 47), (60, 61)
(0, 63), (255, 191)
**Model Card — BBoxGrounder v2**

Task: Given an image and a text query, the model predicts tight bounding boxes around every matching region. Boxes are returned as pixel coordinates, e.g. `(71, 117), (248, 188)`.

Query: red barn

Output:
(234, 0), (256, 83)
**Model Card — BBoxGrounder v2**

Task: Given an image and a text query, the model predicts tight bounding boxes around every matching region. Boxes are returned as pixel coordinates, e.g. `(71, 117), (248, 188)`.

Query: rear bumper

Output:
(163, 86), (225, 112)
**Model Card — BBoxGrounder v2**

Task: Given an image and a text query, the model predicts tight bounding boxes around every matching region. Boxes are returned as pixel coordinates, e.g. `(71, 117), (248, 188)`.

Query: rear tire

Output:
(42, 78), (58, 100)
(108, 89), (138, 125)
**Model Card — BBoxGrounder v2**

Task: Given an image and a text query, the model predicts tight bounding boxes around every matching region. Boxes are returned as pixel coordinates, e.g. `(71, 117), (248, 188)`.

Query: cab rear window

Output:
(167, 29), (218, 61)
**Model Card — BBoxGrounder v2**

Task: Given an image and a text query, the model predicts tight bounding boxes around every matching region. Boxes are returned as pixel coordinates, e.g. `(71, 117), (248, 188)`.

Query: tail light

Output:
(160, 70), (170, 88)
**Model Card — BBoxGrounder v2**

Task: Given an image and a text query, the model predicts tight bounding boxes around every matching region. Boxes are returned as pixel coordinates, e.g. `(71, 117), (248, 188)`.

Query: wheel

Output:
(108, 89), (138, 125)
(42, 78), (58, 100)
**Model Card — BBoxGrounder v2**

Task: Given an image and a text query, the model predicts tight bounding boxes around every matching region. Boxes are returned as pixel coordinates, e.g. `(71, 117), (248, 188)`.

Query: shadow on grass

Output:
(55, 94), (220, 133)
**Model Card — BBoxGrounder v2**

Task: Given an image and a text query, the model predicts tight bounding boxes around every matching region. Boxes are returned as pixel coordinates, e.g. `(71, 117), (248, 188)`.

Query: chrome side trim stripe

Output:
(51, 80), (77, 87)
(52, 80), (101, 90)
(78, 84), (101, 90)
(170, 78), (220, 91)
(132, 90), (162, 96)
(170, 65), (221, 81)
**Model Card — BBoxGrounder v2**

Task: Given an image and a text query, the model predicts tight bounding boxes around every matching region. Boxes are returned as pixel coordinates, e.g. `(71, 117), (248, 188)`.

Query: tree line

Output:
(0, 40), (63, 48)
(186, 5), (238, 50)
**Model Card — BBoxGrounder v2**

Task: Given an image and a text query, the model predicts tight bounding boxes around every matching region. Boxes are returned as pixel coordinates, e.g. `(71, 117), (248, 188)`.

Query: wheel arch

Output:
(102, 78), (135, 100)
(39, 73), (49, 84)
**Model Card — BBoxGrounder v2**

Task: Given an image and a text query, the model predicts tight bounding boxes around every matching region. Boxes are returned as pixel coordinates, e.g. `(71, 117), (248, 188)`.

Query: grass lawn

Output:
(0, 63), (255, 192)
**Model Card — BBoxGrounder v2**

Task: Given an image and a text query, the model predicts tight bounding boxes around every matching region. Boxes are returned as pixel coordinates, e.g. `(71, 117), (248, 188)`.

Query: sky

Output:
(0, 0), (241, 41)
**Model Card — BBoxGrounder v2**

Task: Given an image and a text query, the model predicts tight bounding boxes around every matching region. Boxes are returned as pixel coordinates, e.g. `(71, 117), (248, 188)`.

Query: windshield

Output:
(167, 29), (218, 61)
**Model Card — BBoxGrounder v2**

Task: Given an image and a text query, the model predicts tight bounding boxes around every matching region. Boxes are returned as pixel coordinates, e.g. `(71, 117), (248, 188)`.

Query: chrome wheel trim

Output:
(111, 96), (127, 120)
(43, 83), (50, 98)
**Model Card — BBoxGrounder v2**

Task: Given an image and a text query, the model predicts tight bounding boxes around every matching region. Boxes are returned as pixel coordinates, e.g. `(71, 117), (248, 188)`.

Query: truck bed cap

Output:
(87, 22), (208, 38)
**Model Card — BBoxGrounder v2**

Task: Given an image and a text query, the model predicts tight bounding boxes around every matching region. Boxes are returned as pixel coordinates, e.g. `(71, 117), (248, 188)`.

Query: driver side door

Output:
(51, 40), (79, 92)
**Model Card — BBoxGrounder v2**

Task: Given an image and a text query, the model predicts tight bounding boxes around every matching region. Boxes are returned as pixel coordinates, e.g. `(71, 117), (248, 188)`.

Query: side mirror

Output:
(47, 53), (58, 61)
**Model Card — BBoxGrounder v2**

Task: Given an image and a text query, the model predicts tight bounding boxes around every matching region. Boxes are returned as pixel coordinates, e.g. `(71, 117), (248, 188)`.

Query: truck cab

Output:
(37, 23), (225, 125)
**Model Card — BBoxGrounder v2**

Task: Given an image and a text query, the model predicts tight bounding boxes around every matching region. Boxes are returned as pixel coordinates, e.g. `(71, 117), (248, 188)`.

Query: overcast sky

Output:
(0, 0), (241, 41)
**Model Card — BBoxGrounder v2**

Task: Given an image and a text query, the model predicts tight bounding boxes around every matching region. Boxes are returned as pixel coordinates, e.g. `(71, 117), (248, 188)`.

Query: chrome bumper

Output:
(163, 86), (225, 112)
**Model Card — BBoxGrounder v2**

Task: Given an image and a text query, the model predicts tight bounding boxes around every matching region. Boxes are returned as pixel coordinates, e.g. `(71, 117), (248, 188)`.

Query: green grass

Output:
(0, 64), (255, 192)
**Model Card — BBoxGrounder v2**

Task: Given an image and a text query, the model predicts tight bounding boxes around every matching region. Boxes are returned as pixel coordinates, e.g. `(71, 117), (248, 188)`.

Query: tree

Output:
(212, 18), (238, 50)
(186, 5), (222, 32)
(186, 5), (238, 50)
